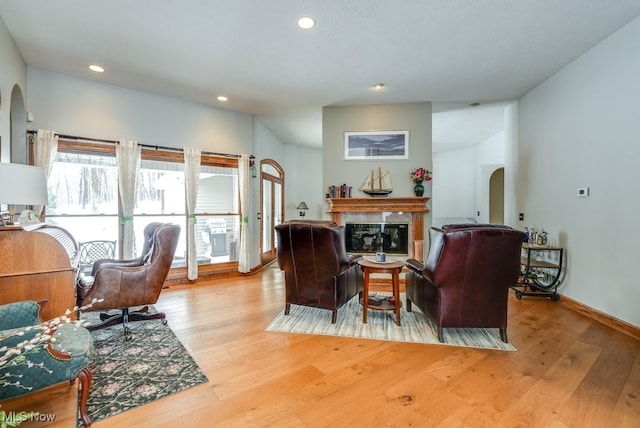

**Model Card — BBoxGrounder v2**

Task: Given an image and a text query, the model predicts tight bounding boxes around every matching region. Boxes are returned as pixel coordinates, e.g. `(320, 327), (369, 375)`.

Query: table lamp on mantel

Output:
(0, 163), (48, 226)
(297, 201), (309, 218)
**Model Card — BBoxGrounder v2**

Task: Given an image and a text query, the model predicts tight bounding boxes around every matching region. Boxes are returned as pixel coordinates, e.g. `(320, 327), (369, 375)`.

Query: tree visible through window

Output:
(43, 139), (240, 271)
(47, 151), (119, 243)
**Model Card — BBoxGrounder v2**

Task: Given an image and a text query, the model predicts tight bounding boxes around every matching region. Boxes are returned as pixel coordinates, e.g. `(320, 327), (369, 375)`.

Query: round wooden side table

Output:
(357, 258), (405, 326)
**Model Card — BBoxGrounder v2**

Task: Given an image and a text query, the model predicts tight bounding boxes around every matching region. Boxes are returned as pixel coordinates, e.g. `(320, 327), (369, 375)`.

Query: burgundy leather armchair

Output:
(77, 222), (180, 339)
(275, 221), (363, 323)
(405, 224), (525, 342)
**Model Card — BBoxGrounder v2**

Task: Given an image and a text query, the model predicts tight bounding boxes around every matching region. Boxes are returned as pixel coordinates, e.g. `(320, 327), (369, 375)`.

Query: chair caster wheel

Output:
(124, 327), (132, 341)
(162, 319), (168, 326)
(550, 293), (559, 302)
(515, 290), (523, 300)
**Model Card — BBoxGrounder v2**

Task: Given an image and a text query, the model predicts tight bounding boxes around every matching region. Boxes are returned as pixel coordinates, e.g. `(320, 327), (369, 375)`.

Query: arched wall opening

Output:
(489, 167), (505, 224)
(10, 84), (27, 164)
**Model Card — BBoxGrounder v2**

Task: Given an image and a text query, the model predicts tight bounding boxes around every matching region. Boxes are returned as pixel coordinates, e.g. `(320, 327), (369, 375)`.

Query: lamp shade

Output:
(296, 202), (309, 210)
(0, 163), (48, 206)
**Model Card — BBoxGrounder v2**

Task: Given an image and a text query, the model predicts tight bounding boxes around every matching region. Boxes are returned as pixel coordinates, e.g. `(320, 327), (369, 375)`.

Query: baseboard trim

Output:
(166, 263), (263, 286)
(560, 294), (640, 341)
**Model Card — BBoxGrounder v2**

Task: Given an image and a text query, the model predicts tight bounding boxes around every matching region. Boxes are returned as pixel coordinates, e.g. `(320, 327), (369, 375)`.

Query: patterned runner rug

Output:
(78, 309), (208, 426)
(266, 294), (516, 351)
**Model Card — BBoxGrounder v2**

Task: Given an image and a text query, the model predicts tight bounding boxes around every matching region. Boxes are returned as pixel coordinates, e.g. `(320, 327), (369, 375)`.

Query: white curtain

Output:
(184, 147), (201, 280)
(238, 154), (251, 273)
(34, 129), (58, 219)
(116, 140), (141, 259)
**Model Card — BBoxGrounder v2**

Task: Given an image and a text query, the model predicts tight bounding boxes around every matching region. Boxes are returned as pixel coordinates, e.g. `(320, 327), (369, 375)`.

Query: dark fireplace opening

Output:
(345, 222), (409, 255)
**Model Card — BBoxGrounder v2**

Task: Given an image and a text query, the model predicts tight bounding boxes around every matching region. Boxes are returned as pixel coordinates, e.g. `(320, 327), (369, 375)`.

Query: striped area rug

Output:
(266, 294), (516, 351)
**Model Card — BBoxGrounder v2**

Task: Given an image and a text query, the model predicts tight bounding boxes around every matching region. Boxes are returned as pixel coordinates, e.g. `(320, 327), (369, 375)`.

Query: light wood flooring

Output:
(5, 265), (640, 427)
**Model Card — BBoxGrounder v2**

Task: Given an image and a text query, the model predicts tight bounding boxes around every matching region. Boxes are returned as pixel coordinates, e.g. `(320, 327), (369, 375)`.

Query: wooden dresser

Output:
(0, 226), (76, 320)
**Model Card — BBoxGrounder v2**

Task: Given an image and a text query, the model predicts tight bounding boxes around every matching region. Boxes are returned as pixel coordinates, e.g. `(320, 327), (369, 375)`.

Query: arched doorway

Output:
(260, 159), (284, 266)
(489, 167), (504, 224)
(10, 84), (27, 164)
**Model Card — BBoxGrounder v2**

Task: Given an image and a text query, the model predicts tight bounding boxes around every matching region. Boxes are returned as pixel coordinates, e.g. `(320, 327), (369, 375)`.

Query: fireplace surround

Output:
(326, 197), (430, 259)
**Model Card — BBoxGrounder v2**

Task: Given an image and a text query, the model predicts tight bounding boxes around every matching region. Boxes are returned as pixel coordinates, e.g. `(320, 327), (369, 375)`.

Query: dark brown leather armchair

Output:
(77, 222), (181, 339)
(405, 224), (525, 342)
(275, 221), (363, 323)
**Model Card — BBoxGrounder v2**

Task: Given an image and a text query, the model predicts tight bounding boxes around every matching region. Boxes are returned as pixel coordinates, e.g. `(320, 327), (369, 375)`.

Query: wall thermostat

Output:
(577, 187), (590, 197)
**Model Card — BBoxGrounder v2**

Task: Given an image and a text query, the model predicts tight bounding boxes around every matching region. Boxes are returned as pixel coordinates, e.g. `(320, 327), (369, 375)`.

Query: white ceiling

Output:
(1, 1), (639, 151)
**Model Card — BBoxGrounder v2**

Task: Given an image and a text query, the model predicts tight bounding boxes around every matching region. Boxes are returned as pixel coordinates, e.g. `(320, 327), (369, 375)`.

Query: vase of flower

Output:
(410, 167), (432, 197)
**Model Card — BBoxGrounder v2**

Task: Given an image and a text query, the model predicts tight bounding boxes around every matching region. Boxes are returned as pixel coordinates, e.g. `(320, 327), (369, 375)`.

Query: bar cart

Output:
(511, 243), (564, 301)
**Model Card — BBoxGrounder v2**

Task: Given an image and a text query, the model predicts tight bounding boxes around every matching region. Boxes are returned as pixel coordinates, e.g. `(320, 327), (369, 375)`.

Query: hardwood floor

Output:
(5, 265), (640, 427)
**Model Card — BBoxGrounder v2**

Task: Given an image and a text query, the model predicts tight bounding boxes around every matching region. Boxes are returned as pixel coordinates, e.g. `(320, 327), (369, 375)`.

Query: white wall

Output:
(0, 15), (26, 162)
(432, 147), (474, 225)
(504, 102), (519, 226)
(517, 15), (640, 327)
(254, 119), (285, 165)
(283, 144), (323, 221)
(432, 129), (507, 227)
(27, 68), (253, 154)
(475, 131), (506, 224)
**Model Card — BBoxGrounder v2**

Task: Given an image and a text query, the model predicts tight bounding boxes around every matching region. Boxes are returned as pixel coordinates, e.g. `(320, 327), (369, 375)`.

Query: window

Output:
(133, 158), (187, 260)
(193, 165), (239, 263)
(47, 151), (119, 243)
(43, 139), (240, 272)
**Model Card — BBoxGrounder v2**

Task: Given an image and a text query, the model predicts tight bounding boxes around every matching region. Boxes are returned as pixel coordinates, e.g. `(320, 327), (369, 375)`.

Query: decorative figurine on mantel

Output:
(410, 167), (432, 197)
(359, 167), (392, 197)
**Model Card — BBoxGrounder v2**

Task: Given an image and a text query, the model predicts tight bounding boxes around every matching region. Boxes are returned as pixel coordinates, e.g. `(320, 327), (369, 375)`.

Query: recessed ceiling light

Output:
(298, 16), (316, 29)
(89, 64), (104, 73)
(373, 83), (385, 89)
(217, 96), (228, 102)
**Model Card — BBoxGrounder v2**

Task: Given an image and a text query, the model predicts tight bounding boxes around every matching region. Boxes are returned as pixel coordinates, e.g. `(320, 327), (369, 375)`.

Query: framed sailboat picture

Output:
(344, 130), (409, 160)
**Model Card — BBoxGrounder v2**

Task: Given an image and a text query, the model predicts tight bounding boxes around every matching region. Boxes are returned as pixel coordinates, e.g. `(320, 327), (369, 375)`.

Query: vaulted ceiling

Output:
(2, 1), (639, 151)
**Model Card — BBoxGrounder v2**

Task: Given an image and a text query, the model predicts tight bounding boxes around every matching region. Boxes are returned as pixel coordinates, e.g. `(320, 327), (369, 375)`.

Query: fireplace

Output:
(345, 222), (409, 254)
(326, 197), (430, 259)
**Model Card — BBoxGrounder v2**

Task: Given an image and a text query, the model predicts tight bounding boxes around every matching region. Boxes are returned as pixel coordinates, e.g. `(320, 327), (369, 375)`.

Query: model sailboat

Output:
(359, 167), (392, 196)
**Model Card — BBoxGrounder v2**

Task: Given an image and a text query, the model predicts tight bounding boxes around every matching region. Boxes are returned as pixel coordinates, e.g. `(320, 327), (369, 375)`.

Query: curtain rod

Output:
(27, 130), (252, 159)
